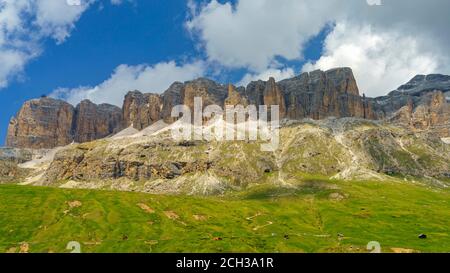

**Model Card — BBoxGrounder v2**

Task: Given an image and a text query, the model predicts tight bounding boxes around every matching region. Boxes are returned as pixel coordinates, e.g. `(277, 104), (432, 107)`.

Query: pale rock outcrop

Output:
(123, 91), (163, 130)
(7, 97), (123, 149)
(74, 100), (123, 143)
(6, 97), (75, 149)
(224, 84), (248, 106)
(390, 91), (450, 137)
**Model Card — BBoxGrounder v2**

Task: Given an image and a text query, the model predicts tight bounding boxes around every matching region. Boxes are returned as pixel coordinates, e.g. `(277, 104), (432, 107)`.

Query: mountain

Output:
(397, 74), (450, 96)
(6, 67), (378, 149)
(6, 98), (123, 149)
(1, 67), (450, 191)
(7, 118), (447, 194)
(371, 74), (450, 137)
(4, 67), (450, 150)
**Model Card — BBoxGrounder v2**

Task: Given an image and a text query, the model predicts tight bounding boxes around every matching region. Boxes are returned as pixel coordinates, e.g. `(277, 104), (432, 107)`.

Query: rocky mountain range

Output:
(1, 67), (450, 192)
(6, 67), (450, 150)
(4, 68), (366, 149)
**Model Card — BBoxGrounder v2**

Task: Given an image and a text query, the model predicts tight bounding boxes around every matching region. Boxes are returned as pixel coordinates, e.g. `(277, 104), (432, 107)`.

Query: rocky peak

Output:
(277, 67), (369, 119)
(75, 99), (123, 143)
(6, 97), (75, 149)
(6, 97), (123, 149)
(225, 84), (248, 106)
(374, 73), (450, 119)
(10, 67), (450, 149)
(263, 77), (286, 118)
(390, 90), (450, 137)
(325, 67), (360, 96)
(181, 79), (228, 111)
(123, 90), (163, 130)
(186, 78), (228, 102)
(396, 74), (450, 96)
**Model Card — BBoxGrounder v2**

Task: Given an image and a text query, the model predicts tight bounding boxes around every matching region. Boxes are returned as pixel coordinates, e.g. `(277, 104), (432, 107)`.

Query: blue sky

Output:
(1, 0), (449, 145)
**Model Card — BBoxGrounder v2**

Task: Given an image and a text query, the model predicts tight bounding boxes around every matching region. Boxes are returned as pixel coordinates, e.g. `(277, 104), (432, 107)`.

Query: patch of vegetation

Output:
(281, 134), (344, 176)
(1, 179), (450, 253)
(365, 136), (396, 169)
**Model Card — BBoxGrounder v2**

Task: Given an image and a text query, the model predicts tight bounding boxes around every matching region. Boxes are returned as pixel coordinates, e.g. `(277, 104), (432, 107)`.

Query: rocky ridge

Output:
(5, 68), (450, 151)
(6, 97), (123, 149)
(6, 68), (377, 149)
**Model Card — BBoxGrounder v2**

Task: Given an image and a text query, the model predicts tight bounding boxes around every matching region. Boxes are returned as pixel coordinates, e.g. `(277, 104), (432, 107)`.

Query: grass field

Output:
(1, 178), (450, 253)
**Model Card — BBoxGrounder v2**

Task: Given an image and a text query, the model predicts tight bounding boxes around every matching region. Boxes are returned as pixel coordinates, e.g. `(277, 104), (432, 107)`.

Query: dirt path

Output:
(252, 221), (274, 231)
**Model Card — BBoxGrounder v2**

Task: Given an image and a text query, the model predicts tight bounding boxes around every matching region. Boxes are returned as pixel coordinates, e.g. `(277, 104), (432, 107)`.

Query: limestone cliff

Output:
(7, 68), (450, 149)
(6, 98), (75, 149)
(277, 68), (373, 119)
(390, 91), (450, 137)
(123, 91), (163, 130)
(74, 100), (123, 143)
(224, 84), (248, 106)
(6, 98), (122, 149)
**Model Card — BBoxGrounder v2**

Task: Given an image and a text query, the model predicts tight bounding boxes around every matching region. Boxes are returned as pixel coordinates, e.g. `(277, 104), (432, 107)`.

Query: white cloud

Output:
(302, 23), (440, 97)
(0, 0), (128, 89)
(34, 0), (93, 43)
(237, 67), (295, 87)
(0, 0), (34, 87)
(50, 61), (206, 106)
(0, 49), (30, 88)
(188, 0), (450, 96)
(187, 0), (340, 72)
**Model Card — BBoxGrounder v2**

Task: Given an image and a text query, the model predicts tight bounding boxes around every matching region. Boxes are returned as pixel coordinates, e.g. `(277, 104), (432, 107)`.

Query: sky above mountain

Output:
(1, 0), (449, 145)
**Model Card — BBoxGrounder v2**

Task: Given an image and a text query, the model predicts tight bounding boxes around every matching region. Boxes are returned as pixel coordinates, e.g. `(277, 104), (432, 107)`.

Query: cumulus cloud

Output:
(0, 0), (127, 89)
(0, 49), (37, 88)
(186, 0), (341, 72)
(34, 0), (93, 43)
(50, 61), (206, 106)
(237, 67), (295, 87)
(302, 23), (440, 97)
(188, 0), (450, 96)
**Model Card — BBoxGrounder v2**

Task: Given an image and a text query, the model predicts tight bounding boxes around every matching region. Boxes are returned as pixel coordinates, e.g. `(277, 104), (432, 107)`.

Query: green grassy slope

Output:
(1, 179), (449, 253)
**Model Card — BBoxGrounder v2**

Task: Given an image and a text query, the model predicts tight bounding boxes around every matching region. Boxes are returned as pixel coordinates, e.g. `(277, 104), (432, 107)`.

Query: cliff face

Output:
(6, 68), (450, 149)
(119, 69), (375, 131)
(160, 82), (184, 123)
(181, 78), (227, 114)
(74, 100), (123, 143)
(123, 91), (163, 130)
(121, 78), (230, 129)
(6, 98), (123, 149)
(6, 98), (75, 149)
(372, 74), (450, 117)
(277, 68), (373, 120)
(263, 77), (287, 118)
(390, 91), (450, 137)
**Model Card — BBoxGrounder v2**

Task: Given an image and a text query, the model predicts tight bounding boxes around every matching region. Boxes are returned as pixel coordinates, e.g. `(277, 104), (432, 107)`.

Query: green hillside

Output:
(1, 178), (449, 253)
